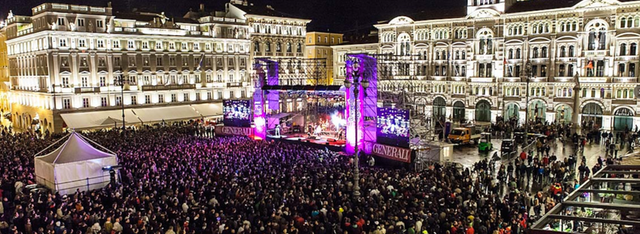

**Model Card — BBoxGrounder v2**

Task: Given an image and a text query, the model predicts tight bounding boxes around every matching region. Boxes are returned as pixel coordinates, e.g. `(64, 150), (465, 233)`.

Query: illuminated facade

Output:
(4, 1), (309, 133)
(336, 0), (640, 131)
(306, 32), (343, 84)
(0, 23), (9, 120)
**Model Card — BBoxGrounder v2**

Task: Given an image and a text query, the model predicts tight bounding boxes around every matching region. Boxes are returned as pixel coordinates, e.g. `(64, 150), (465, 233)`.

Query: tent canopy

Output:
(37, 132), (116, 164)
(35, 132), (118, 194)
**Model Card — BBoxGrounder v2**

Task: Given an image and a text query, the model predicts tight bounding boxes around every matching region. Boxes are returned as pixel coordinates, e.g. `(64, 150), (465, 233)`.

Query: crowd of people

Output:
(0, 122), (625, 234)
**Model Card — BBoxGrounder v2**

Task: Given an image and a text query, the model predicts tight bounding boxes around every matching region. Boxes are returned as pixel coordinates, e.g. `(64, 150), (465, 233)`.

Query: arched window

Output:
(620, 43), (627, 56)
(628, 17), (633, 28)
(516, 48), (521, 59)
(560, 46), (566, 57)
(631, 43), (637, 55)
(587, 20), (608, 50)
(591, 88), (596, 97)
(621, 17), (627, 28)
(532, 47), (539, 58)
(508, 49), (513, 59)
(569, 45), (575, 57)
(477, 29), (493, 55)
(619, 63), (626, 75)
(541, 47), (548, 58)
(397, 33), (411, 56)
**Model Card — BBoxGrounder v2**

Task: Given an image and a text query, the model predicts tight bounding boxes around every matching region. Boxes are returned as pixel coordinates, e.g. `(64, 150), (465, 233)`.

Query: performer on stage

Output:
(275, 124), (281, 137)
(314, 125), (322, 136)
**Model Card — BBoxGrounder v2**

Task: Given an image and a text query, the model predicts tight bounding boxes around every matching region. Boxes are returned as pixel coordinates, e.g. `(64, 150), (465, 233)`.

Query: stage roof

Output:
(262, 85), (343, 91)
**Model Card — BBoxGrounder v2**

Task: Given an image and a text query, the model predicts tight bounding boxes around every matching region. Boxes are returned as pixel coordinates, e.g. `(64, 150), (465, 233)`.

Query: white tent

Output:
(34, 132), (118, 195)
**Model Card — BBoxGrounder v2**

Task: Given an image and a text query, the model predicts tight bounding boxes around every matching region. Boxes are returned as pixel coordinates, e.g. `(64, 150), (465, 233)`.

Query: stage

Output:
(267, 133), (346, 151)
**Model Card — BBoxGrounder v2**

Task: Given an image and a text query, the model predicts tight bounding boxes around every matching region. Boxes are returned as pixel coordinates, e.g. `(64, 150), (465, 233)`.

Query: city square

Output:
(0, 0), (640, 234)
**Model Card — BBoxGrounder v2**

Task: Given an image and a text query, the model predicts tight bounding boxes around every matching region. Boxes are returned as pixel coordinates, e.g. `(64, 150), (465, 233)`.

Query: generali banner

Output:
(215, 126), (253, 136)
(371, 143), (412, 163)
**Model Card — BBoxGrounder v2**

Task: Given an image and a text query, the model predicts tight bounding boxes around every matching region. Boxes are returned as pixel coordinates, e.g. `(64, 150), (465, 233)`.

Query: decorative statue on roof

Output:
(7, 10), (13, 19)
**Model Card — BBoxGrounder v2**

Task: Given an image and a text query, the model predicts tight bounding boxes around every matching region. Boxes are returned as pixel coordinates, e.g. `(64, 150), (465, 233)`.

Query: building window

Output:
(57, 18), (65, 26)
(62, 77), (70, 88)
(532, 48), (539, 58)
(131, 96), (137, 105)
(193, 43), (199, 51)
(80, 57), (88, 67)
(156, 57), (163, 66)
(207, 92), (212, 100)
(78, 39), (86, 48)
(630, 63), (637, 77)
(115, 96), (122, 106)
(97, 40), (105, 48)
(145, 95), (151, 104)
(569, 46), (575, 57)
(183, 93), (189, 102)
(142, 42), (149, 49)
(559, 46), (566, 57)
(113, 40), (120, 49)
(59, 39), (67, 47)
(631, 43), (638, 55)
(82, 98), (90, 108)
(99, 77), (106, 87)
(558, 64), (565, 77)
(620, 43), (627, 56)
(77, 19), (85, 27)
(81, 77), (88, 87)
(171, 94), (177, 102)
(128, 40), (135, 50)
(96, 20), (104, 28)
(541, 47), (548, 58)
(540, 65), (547, 77)
(156, 42), (163, 50)
(169, 57), (176, 66)
(158, 95), (165, 103)
(101, 97), (108, 107)
(63, 99), (71, 109)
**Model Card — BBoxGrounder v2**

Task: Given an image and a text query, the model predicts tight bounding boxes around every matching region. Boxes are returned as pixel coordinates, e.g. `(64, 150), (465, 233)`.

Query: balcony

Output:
(579, 77), (609, 83)
(227, 82), (244, 87)
(614, 77), (637, 83)
(141, 84), (195, 91)
(74, 87), (100, 93)
(470, 77), (494, 83)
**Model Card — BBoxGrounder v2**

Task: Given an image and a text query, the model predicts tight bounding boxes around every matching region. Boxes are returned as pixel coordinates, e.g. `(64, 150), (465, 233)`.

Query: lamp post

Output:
(343, 66), (369, 197)
(524, 61), (532, 145)
(114, 69), (130, 133)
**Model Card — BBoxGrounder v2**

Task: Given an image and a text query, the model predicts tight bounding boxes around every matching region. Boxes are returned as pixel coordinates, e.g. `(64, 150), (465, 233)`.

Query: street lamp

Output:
(114, 68), (130, 133)
(524, 60), (532, 145)
(343, 66), (369, 197)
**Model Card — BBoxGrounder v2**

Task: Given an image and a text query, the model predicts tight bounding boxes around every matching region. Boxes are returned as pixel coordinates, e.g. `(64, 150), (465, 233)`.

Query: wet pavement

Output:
(450, 137), (612, 170)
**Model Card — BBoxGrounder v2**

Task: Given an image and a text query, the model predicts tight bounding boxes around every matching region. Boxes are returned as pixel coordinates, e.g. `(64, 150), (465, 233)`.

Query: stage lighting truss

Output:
(253, 58), (329, 86)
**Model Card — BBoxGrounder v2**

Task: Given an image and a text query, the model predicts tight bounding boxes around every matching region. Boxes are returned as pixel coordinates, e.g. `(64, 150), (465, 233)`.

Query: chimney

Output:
(200, 4), (205, 11)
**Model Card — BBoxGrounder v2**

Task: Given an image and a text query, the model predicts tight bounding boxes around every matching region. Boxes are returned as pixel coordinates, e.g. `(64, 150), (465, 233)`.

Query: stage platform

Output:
(267, 133), (345, 151)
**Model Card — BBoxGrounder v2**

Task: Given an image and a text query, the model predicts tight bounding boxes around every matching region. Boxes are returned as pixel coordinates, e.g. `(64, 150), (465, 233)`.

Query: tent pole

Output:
(33, 132), (71, 157)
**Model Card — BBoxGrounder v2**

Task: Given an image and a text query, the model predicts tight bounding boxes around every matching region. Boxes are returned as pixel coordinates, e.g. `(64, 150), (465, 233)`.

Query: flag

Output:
(503, 57), (507, 65)
(196, 53), (205, 71)
(585, 60), (594, 69)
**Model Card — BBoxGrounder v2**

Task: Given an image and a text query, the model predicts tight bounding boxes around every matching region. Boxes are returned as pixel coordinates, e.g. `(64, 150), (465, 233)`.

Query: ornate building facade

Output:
(336, 0), (640, 131)
(4, 1), (309, 133)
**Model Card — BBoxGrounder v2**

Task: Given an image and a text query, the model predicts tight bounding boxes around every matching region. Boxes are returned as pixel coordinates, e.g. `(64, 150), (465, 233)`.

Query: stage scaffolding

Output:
(253, 57), (342, 139)
(350, 53), (432, 139)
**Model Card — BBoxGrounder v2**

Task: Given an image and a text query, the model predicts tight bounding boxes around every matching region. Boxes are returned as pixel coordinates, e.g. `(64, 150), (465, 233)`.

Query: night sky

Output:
(0, 0), (466, 32)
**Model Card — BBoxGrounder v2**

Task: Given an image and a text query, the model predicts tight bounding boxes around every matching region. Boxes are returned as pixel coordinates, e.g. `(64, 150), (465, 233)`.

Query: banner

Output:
(215, 126), (254, 136)
(371, 143), (412, 163)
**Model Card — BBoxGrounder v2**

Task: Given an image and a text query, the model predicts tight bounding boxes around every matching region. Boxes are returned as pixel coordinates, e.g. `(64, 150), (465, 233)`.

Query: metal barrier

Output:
(35, 174), (111, 194)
